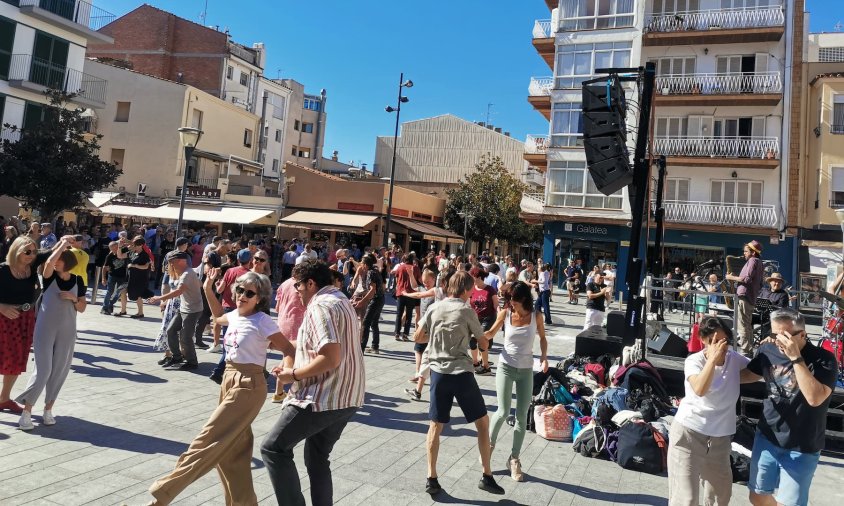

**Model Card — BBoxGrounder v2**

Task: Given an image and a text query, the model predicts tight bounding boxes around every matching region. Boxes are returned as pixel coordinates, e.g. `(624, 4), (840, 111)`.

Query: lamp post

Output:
(382, 73), (413, 248)
(176, 127), (203, 237)
(458, 211), (472, 254)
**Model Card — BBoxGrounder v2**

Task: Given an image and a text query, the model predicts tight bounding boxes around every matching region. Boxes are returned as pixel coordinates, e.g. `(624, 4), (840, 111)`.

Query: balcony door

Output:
(711, 179), (763, 206)
(31, 32), (68, 89)
(653, 0), (699, 15)
(713, 117), (764, 138)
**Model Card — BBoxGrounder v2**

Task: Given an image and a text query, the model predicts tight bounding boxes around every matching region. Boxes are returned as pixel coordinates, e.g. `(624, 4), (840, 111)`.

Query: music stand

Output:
(753, 298), (779, 345)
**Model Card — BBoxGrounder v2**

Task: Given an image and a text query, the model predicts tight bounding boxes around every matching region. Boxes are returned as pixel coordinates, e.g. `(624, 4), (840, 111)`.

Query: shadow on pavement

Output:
(525, 475), (668, 506)
(71, 352), (167, 384)
(354, 393), (476, 437)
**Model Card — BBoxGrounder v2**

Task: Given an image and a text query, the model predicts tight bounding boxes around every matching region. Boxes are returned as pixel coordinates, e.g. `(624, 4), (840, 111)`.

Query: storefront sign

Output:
(337, 202), (374, 212)
(564, 223), (609, 235)
(176, 186), (221, 199)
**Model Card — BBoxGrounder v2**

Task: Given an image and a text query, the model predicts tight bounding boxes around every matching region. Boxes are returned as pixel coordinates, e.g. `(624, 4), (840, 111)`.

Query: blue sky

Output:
(101, 0), (838, 168)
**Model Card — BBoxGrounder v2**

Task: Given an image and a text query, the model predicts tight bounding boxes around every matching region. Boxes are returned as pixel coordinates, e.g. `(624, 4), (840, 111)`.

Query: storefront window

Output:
(547, 161), (623, 209)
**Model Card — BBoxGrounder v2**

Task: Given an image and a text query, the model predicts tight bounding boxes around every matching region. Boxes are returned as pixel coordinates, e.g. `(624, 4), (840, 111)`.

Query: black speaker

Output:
(584, 133), (628, 164)
(606, 310), (626, 337)
(648, 327), (688, 358)
(582, 111), (627, 139)
(580, 77), (633, 197)
(586, 158), (635, 195)
(575, 326), (624, 358)
(582, 80), (626, 113)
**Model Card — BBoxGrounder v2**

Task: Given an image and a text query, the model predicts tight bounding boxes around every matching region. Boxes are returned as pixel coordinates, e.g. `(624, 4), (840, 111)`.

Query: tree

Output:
(444, 154), (542, 252)
(0, 89), (121, 219)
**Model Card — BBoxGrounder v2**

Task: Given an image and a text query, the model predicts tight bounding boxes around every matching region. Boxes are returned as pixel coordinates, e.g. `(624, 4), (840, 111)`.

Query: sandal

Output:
(130, 314), (145, 319)
(113, 312), (127, 317)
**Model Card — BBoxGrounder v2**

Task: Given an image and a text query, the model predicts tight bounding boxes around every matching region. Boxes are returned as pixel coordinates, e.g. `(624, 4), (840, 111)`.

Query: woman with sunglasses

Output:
(148, 269), (295, 505)
(0, 236), (51, 414)
(251, 250), (271, 277)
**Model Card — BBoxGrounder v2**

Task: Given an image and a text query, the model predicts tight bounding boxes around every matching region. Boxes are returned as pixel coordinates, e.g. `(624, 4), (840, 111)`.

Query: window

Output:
(833, 95), (844, 134)
(32, 32), (69, 88)
(831, 167), (844, 206)
(292, 146), (310, 158)
(556, 42), (631, 89)
(275, 129), (282, 142)
(271, 95), (286, 119)
(656, 117), (689, 138)
(820, 47), (844, 63)
(272, 159), (279, 172)
(559, 0), (635, 31)
(547, 161), (623, 209)
(710, 179), (762, 205)
(551, 102), (583, 147)
(239, 71), (248, 86)
(111, 148), (125, 168)
(291, 145), (298, 156)
(652, 0), (700, 15)
(653, 57), (696, 76)
(115, 101), (131, 122)
(22, 102), (44, 130)
(303, 97), (321, 111)
(294, 120), (300, 131)
(0, 17), (15, 80)
(191, 109), (203, 130)
(243, 128), (253, 147)
(665, 178), (690, 201)
(302, 122), (314, 134)
(226, 65), (233, 79)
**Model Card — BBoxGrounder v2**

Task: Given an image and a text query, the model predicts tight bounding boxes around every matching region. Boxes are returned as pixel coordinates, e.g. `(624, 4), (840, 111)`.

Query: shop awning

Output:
(392, 218), (463, 243)
(87, 191), (120, 209)
(803, 241), (844, 275)
(98, 203), (276, 225)
(279, 211), (379, 233)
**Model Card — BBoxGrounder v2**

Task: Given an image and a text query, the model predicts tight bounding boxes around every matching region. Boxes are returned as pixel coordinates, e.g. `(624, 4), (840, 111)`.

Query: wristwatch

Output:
(790, 357), (805, 365)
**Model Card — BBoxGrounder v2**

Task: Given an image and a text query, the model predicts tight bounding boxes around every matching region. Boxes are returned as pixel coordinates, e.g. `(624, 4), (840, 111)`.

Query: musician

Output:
(726, 240), (764, 358)
(758, 273), (790, 309)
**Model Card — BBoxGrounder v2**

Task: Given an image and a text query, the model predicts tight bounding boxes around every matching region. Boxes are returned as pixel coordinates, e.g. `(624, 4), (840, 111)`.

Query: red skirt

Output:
(0, 310), (36, 375)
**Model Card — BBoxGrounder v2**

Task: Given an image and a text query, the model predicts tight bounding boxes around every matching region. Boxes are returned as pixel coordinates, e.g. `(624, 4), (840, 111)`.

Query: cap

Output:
(747, 240), (763, 254)
(175, 237), (189, 246)
(766, 272), (786, 283)
(168, 251), (190, 261)
(237, 248), (252, 264)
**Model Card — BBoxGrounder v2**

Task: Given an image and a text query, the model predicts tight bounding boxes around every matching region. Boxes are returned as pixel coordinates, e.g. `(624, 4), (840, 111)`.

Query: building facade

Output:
(0, 0), (115, 217)
(373, 114), (539, 197)
(523, 0), (803, 292)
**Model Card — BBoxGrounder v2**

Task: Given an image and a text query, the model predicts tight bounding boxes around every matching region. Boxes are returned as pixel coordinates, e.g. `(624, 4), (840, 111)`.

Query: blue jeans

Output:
(102, 275), (127, 312)
(535, 289), (552, 324)
(749, 431), (820, 506)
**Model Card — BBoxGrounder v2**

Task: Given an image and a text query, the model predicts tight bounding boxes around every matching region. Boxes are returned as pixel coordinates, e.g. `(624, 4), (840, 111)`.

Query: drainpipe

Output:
(779, 0), (794, 234)
(312, 88), (327, 169)
(257, 90), (269, 185)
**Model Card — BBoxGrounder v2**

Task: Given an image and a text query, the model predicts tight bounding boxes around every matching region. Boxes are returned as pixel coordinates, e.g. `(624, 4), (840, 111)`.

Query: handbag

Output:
(534, 404), (573, 442)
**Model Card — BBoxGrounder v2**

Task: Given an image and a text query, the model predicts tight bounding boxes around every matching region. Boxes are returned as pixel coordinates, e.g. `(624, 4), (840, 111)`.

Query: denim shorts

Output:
(748, 431), (820, 506)
(413, 342), (428, 354)
(429, 371), (487, 424)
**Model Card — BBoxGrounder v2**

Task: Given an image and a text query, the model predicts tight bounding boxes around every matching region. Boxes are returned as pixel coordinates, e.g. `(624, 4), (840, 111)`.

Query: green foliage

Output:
(0, 89), (121, 219)
(445, 154), (542, 250)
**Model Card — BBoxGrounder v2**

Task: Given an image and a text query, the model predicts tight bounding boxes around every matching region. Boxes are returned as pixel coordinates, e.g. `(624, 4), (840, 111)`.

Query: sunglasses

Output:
(254, 257), (267, 263)
(21, 249), (34, 255)
(293, 279), (308, 289)
(235, 286), (257, 299)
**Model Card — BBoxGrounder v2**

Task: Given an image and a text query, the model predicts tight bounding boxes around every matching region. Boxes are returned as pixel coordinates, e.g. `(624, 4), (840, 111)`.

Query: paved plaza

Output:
(0, 290), (842, 506)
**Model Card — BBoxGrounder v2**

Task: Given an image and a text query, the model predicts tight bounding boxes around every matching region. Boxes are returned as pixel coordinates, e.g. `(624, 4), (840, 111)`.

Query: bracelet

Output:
(291, 368), (298, 381)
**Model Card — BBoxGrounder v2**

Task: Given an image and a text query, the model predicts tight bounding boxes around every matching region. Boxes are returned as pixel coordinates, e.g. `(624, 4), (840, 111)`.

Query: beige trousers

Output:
(667, 421), (733, 506)
(736, 297), (755, 357)
(149, 362), (267, 506)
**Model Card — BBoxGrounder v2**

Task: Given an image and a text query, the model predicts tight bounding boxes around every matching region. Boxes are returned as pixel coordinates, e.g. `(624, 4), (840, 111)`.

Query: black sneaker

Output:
(425, 477), (442, 495)
(474, 366), (492, 376)
(160, 356), (181, 367)
(157, 356), (171, 366)
(178, 362), (198, 371)
(405, 388), (421, 401)
(209, 373), (223, 385)
(195, 342), (209, 350)
(478, 474), (505, 495)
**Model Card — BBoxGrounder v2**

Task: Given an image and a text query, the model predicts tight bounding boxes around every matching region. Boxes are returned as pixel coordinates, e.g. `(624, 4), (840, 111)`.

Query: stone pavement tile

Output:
(0, 464), (78, 500)
(41, 472), (141, 506)
(334, 482), (381, 506)
(55, 447), (139, 474)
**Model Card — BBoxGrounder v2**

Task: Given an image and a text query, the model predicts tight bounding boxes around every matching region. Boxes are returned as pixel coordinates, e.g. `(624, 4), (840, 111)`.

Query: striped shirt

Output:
(286, 286), (365, 412)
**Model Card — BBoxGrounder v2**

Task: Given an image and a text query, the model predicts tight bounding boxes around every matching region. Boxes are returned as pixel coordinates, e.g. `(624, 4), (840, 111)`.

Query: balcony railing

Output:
(529, 76), (554, 96)
(646, 5), (784, 33)
(186, 177), (219, 189)
(831, 124), (844, 134)
(829, 200), (844, 209)
(524, 192), (546, 206)
(660, 200), (777, 228)
(523, 170), (546, 186)
(525, 135), (549, 154)
(1, 128), (21, 143)
(20, 0), (116, 31)
(653, 136), (779, 159)
(533, 19), (553, 39)
(655, 72), (782, 96)
(8, 54), (107, 105)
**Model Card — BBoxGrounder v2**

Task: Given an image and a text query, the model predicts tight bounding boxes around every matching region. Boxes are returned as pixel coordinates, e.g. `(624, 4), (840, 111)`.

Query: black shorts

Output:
(429, 371), (487, 424)
(469, 315), (496, 351)
(414, 342), (428, 354)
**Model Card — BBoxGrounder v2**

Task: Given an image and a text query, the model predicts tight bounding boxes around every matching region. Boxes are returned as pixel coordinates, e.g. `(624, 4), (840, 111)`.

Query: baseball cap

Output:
(168, 251), (190, 261)
(237, 248), (252, 264)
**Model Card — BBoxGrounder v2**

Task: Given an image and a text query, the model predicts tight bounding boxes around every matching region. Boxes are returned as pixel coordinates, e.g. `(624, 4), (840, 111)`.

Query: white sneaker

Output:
(42, 410), (56, 426)
(209, 344), (223, 353)
(18, 411), (34, 431)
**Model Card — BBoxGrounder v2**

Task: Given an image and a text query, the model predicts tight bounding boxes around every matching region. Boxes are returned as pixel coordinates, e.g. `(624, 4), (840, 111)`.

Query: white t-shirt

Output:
(223, 311), (280, 366)
(538, 270), (551, 291)
(674, 349), (750, 437)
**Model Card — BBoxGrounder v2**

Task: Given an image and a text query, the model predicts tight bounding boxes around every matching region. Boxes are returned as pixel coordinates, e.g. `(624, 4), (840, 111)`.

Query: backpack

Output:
(615, 361), (670, 403)
(538, 376), (575, 405)
(584, 363), (607, 387)
(614, 422), (667, 475)
(730, 451), (751, 484)
(626, 388), (674, 419)
(534, 404), (573, 442)
(573, 422), (605, 458)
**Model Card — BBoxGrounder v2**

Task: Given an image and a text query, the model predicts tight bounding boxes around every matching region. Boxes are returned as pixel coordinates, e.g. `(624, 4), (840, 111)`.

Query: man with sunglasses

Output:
(740, 309), (837, 506)
(261, 260), (365, 506)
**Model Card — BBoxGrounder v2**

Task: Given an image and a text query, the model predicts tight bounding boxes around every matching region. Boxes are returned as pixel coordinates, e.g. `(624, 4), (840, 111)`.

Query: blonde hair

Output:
(5, 236), (37, 268)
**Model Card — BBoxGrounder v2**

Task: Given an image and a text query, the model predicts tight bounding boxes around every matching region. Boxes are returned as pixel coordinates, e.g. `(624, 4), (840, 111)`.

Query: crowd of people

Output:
(0, 217), (840, 505)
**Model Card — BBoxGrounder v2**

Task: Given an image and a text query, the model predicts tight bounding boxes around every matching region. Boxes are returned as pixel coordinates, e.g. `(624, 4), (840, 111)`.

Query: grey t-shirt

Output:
(421, 297), (485, 375)
(177, 269), (203, 313)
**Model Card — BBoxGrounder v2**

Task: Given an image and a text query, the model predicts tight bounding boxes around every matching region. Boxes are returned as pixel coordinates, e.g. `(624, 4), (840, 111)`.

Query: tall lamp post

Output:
(458, 211), (472, 254)
(176, 127), (203, 237)
(382, 73), (413, 248)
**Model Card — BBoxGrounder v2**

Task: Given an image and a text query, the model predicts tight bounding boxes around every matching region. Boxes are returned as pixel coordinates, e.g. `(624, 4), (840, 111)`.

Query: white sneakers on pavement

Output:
(18, 411), (34, 431)
(42, 410), (56, 426)
(208, 344), (223, 353)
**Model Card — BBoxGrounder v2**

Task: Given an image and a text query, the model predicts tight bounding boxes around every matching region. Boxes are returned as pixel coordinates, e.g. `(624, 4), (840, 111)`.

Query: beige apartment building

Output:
(82, 59), (281, 228)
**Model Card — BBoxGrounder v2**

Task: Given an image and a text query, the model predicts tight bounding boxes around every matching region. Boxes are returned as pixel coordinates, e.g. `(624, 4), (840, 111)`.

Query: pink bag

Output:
(534, 404), (573, 442)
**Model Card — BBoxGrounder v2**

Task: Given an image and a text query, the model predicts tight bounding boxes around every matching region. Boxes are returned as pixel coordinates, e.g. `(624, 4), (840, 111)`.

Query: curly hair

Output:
(292, 260), (333, 289)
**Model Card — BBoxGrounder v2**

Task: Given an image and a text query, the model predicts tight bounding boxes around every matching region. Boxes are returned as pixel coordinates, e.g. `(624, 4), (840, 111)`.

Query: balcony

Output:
(522, 169), (546, 187)
(528, 76), (553, 120)
(644, 5), (784, 46)
(832, 125), (844, 135)
(653, 136), (780, 169)
(18, 0), (115, 44)
(654, 72), (783, 107)
(661, 200), (777, 228)
(532, 19), (555, 68)
(524, 134), (548, 170)
(7, 54), (107, 108)
(1, 127), (21, 144)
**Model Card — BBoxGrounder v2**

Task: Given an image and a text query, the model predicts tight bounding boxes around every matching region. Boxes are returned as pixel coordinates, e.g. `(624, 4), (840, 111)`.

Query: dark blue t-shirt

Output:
(747, 342), (838, 453)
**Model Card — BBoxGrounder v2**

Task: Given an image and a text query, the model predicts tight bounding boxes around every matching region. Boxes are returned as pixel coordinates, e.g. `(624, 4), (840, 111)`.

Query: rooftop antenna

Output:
(276, 68), (282, 79)
(199, 0), (208, 24)
(485, 103), (494, 125)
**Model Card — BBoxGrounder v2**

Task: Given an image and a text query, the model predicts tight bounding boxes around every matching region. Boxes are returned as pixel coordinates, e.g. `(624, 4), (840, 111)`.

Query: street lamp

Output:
(176, 126), (203, 237)
(458, 211), (472, 254)
(382, 73), (413, 248)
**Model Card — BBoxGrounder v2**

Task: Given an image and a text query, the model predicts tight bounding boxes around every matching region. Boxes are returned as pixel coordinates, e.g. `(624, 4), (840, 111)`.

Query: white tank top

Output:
(501, 309), (537, 369)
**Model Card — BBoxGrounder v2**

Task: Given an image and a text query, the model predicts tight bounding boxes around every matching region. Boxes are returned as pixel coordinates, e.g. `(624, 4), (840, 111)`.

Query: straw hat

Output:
(765, 272), (786, 284)
(746, 240), (763, 254)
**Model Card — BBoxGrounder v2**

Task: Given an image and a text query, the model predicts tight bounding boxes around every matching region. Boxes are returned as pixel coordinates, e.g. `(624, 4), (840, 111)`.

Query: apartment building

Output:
(796, 32), (844, 283)
(523, 0), (803, 290)
(278, 79), (327, 169)
(82, 59), (281, 228)
(373, 114), (540, 197)
(0, 0), (114, 217)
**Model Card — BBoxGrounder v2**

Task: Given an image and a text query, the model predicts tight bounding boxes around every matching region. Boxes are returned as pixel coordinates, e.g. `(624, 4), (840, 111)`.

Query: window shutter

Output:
(754, 53), (769, 73)
(750, 182), (763, 204)
(678, 179), (690, 200)
(752, 117), (766, 137)
(831, 167), (844, 192)
(711, 181), (722, 203)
